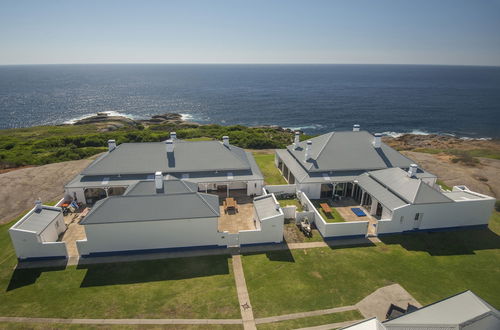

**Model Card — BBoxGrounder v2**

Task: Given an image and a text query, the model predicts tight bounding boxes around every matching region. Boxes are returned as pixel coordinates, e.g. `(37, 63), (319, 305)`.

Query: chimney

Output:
(293, 131), (300, 149)
(170, 131), (177, 140)
(408, 164), (418, 178)
(223, 136), (229, 147)
(108, 139), (116, 152)
(166, 139), (174, 153)
(155, 171), (163, 191)
(304, 140), (312, 161)
(35, 198), (42, 212)
(353, 124), (360, 132)
(373, 133), (382, 148)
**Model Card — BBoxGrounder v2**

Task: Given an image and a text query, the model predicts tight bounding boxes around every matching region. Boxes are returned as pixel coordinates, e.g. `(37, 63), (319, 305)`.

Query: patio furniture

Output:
(351, 207), (366, 217)
(320, 203), (332, 214)
(225, 197), (238, 212)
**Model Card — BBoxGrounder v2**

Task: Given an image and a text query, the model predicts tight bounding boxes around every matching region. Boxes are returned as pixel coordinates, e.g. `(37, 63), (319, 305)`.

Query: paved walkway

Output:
(296, 319), (364, 330)
(231, 254), (257, 330)
(255, 305), (357, 324)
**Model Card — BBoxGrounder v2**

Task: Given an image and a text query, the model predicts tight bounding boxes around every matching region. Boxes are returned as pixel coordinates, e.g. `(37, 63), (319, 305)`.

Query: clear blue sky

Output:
(1, 0), (499, 65)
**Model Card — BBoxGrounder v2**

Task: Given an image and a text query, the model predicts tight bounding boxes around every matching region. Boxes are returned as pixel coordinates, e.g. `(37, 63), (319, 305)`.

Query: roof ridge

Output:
(314, 132), (335, 160)
(196, 193), (220, 216)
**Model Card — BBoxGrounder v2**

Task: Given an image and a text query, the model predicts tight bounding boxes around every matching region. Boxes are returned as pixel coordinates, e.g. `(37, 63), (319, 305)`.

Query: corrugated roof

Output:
(80, 192), (220, 225)
(13, 207), (61, 235)
(384, 291), (500, 329)
(286, 131), (414, 172)
(82, 140), (252, 176)
(253, 195), (280, 220)
(369, 168), (452, 204)
(356, 174), (407, 210)
(125, 179), (198, 196)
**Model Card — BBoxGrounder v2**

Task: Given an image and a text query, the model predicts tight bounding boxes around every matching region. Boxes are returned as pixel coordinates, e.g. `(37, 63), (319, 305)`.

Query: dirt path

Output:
(0, 158), (97, 224)
(403, 151), (500, 198)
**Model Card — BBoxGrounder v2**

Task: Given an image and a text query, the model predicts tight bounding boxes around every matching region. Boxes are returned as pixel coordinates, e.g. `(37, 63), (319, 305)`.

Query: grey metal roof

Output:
(253, 195), (281, 220)
(443, 191), (489, 201)
(12, 207), (61, 235)
(82, 140), (252, 176)
(80, 192), (220, 225)
(384, 291), (500, 329)
(369, 168), (452, 204)
(286, 131), (414, 172)
(356, 173), (407, 210)
(125, 179), (198, 196)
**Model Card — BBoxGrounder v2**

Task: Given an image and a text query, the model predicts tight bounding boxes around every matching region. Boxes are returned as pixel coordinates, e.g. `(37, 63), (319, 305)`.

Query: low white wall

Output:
(281, 205), (296, 219)
(298, 183), (321, 199)
(78, 217), (222, 255)
(298, 191), (368, 237)
(239, 213), (284, 245)
(9, 230), (68, 259)
(296, 211), (314, 225)
(39, 213), (65, 242)
(378, 197), (495, 234)
(265, 184), (297, 195)
(247, 180), (264, 196)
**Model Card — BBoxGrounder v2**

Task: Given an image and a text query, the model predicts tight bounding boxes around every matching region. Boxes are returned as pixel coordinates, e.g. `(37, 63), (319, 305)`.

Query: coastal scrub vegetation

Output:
(0, 123), (312, 170)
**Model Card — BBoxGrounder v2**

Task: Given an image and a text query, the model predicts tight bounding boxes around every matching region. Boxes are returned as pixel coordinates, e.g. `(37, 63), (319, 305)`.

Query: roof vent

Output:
(155, 171), (163, 191)
(108, 139), (116, 152)
(166, 139), (174, 153)
(223, 136), (229, 147)
(373, 133), (382, 148)
(35, 198), (42, 212)
(353, 124), (360, 132)
(170, 132), (177, 140)
(408, 164), (418, 178)
(293, 131), (300, 149)
(304, 140), (312, 162)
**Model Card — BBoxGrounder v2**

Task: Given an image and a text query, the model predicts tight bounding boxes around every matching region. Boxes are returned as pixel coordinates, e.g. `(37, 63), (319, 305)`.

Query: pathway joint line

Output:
(294, 319), (364, 330)
(255, 305), (358, 324)
(0, 317), (243, 325)
(232, 253), (257, 330)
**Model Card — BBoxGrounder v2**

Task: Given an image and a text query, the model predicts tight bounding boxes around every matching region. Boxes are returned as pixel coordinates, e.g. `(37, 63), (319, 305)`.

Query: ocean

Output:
(0, 64), (499, 138)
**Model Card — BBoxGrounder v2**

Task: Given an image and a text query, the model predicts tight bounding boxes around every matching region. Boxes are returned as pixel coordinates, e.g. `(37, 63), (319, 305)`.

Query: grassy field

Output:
(252, 152), (287, 185)
(243, 212), (500, 318)
(0, 324), (242, 330)
(277, 198), (303, 211)
(257, 310), (362, 330)
(0, 219), (239, 319)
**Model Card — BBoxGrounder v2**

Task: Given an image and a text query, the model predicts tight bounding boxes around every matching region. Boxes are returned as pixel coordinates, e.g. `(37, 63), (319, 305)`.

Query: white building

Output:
(276, 127), (495, 237)
(9, 201), (68, 260)
(343, 290), (500, 330)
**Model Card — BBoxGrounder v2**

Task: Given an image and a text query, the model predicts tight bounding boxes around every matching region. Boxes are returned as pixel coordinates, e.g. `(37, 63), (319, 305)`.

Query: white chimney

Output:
(35, 198), (42, 211)
(223, 136), (229, 147)
(373, 133), (382, 148)
(166, 139), (174, 153)
(408, 164), (418, 178)
(155, 171), (163, 191)
(293, 131), (300, 149)
(304, 140), (312, 161)
(170, 132), (177, 140)
(108, 139), (116, 152)
(353, 124), (360, 132)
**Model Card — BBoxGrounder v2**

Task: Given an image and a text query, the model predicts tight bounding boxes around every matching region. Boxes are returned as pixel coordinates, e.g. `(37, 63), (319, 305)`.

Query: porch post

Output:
(227, 183), (229, 197)
(360, 190), (365, 206)
(332, 183), (337, 199)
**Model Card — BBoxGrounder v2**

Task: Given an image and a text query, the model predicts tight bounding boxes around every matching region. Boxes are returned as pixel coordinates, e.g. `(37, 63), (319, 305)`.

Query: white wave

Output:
(284, 124), (325, 131)
(180, 113), (194, 121)
(381, 130), (431, 138)
(63, 111), (139, 124)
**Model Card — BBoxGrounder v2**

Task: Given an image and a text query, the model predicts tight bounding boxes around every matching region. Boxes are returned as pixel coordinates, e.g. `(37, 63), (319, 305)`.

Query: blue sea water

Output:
(0, 64), (499, 138)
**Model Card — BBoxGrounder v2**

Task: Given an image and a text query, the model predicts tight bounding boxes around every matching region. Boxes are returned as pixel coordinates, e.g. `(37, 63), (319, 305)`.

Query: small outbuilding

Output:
(9, 201), (68, 260)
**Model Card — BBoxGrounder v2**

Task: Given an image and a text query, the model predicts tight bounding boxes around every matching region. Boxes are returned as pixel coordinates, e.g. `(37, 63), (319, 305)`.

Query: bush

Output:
(495, 200), (500, 212)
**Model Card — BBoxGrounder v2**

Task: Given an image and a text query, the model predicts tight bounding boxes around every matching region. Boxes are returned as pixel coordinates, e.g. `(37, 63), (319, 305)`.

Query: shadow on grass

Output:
(242, 248), (296, 263)
(379, 227), (500, 256)
(6, 265), (67, 291)
(77, 254), (231, 287)
(325, 238), (376, 250)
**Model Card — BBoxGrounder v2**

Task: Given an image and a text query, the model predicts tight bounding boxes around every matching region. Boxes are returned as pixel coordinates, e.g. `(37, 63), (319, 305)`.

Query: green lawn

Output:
(0, 220), (239, 319)
(311, 200), (345, 223)
(252, 152), (287, 185)
(243, 212), (500, 318)
(277, 198), (303, 212)
(0, 324), (242, 330)
(257, 310), (362, 330)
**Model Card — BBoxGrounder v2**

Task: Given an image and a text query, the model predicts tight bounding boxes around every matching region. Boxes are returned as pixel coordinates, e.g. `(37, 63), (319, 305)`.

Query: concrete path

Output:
(295, 319), (364, 330)
(255, 305), (357, 324)
(0, 317), (242, 325)
(231, 254), (257, 330)
(355, 283), (422, 320)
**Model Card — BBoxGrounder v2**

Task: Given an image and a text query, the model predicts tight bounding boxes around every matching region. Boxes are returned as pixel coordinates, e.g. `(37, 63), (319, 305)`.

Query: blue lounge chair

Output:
(351, 207), (366, 217)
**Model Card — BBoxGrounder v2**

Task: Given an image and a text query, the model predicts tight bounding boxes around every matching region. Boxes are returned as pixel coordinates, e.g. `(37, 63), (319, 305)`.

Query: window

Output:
(414, 213), (420, 221)
(400, 216), (404, 224)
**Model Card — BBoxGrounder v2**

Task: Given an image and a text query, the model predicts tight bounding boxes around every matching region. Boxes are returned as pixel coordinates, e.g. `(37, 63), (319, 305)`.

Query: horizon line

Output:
(1, 62), (500, 68)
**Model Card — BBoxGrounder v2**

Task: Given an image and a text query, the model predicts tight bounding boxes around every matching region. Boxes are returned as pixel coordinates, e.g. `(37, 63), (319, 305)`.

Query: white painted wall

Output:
(239, 213), (284, 245)
(281, 205), (296, 219)
(298, 183), (321, 199)
(247, 180), (264, 196)
(77, 217), (222, 255)
(265, 184), (297, 195)
(377, 198), (495, 234)
(39, 213), (65, 242)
